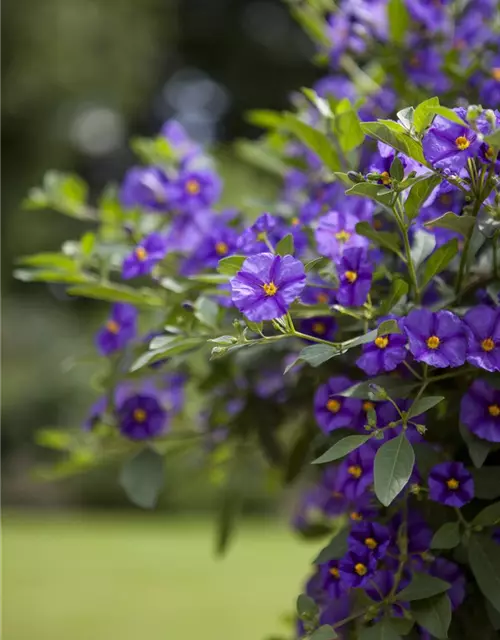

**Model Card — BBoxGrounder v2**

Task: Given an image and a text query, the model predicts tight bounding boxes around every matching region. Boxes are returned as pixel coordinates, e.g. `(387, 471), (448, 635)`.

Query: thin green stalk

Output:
(393, 198), (420, 303)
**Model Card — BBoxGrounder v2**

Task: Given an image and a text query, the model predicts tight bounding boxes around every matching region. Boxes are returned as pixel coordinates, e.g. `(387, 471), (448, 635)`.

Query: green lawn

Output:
(2, 512), (315, 640)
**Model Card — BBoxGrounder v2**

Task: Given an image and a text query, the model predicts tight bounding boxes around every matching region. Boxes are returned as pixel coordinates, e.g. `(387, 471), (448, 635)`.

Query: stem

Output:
(455, 507), (469, 528)
(393, 198), (420, 303)
(293, 329), (341, 347)
(331, 609), (369, 631)
(402, 360), (423, 381)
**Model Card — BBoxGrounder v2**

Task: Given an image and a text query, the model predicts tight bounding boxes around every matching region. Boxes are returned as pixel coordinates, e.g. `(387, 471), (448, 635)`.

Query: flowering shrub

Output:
(17, 0), (500, 638)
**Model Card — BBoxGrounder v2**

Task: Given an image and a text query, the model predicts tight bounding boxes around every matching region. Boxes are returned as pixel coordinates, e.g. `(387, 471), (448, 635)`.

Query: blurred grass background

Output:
(2, 0), (319, 638)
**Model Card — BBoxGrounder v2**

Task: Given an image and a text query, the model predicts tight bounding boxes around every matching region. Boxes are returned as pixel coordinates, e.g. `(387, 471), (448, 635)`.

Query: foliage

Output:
(16, 0), (500, 638)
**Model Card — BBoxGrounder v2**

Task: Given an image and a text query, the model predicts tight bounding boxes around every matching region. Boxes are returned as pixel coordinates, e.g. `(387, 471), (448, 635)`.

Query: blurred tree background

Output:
(1, 0), (317, 509)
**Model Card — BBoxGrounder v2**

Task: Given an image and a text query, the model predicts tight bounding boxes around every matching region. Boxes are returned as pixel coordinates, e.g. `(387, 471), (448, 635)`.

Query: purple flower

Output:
(319, 595), (351, 631)
(301, 278), (336, 306)
(160, 119), (201, 161)
(402, 309), (467, 368)
(122, 233), (168, 279)
(120, 167), (169, 212)
(423, 109), (481, 172)
(117, 393), (168, 440)
(366, 570), (410, 615)
(463, 305), (500, 372)
(348, 521), (391, 558)
(339, 549), (377, 588)
(314, 376), (362, 433)
(407, 0), (451, 33)
(480, 60), (500, 106)
(230, 252), (306, 322)
(405, 46), (449, 93)
(335, 446), (376, 500)
(315, 210), (369, 260)
(299, 316), (337, 342)
(356, 320), (407, 375)
(428, 461), (474, 507)
(430, 558), (465, 610)
(166, 168), (222, 214)
(182, 224), (239, 273)
(460, 379), (500, 443)
(318, 559), (346, 599)
(376, 399), (426, 444)
(236, 213), (277, 254)
(336, 248), (373, 307)
(95, 303), (137, 355)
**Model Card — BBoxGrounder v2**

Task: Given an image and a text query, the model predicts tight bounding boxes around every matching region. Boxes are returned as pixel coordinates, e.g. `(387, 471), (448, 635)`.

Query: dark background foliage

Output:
(1, 0), (317, 508)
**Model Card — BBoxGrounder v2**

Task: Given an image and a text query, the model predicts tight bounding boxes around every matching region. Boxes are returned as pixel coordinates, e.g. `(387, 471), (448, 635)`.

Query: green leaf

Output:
(472, 501), (500, 527)
(217, 255), (246, 276)
(276, 233), (294, 256)
(359, 618), (402, 640)
(485, 129), (500, 149)
(35, 429), (72, 451)
(423, 105), (467, 126)
(411, 229), (436, 269)
(290, 344), (341, 370)
(390, 156), (405, 181)
(471, 467), (500, 500)
(246, 109), (284, 129)
(340, 376), (417, 400)
(335, 98), (364, 152)
(130, 135), (175, 165)
(26, 171), (91, 219)
(424, 212), (475, 238)
(194, 297), (219, 329)
(411, 594), (451, 639)
(310, 625), (337, 640)
(413, 97), (440, 134)
(468, 535), (500, 612)
(131, 337), (204, 372)
(120, 448), (164, 509)
(80, 232), (96, 257)
(397, 573), (450, 601)
(215, 483), (241, 558)
(377, 319), (401, 336)
(379, 278), (408, 314)
(305, 257), (331, 272)
(387, 0), (409, 44)
(17, 252), (77, 271)
(67, 283), (164, 307)
(296, 593), (318, 619)
(355, 221), (402, 255)
(405, 174), (442, 220)
(290, 5), (330, 47)
(397, 106), (414, 132)
(486, 599), (500, 630)
(420, 239), (459, 287)
(459, 422), (491, 468)
(408, 396), (444, 419)
(430, 522), (461, 550)
(303, 88), (333, 119)
(361, 121), (428, 165)
(282, 113), (341, 172)
(374, 433), (414, 506)
(313, 529), (349, 564)
(14, 269), (90, 285)
(345, 182), (394, 208)
(312, 435), (371, 464)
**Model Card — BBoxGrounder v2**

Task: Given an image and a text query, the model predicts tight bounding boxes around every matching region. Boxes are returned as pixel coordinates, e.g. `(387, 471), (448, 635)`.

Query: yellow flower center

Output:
(344, 270), (358, 284)
(375, 336), (389, 349)
(106, 320), (120, 334)
(350, 511), (363, 521)
(135, 247), (148, 261)
(447, 478), (459, 490)
(363, 401), (374, 412)
(492, 67), (500, 81)
(262, 281), (278, 296)
(380, 171), (392, 185)
(455, 136), (470, 151)
(482, 337), (495, 352)
(485, 146), (495, 161)
(354, 563), (367, 576)
(317, 292), (329, 304)
(329, 567), (340, 578)
(488, 404), (500, 417)
(364, 537), (378, 550)
(326, 398), (341, 413)
(185, 179), (201, 195)
(312, 322), (326, 335)
(133, 408), (147, 423)
(348, 465), (362, 479)
(440, 194), (452, 206)
(427, 335), (440, 349)
(335, 229), (351, 242)
(215, 241), (229, 256)
(291, 217), (300, 227)
(373, 219), (383, 230)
